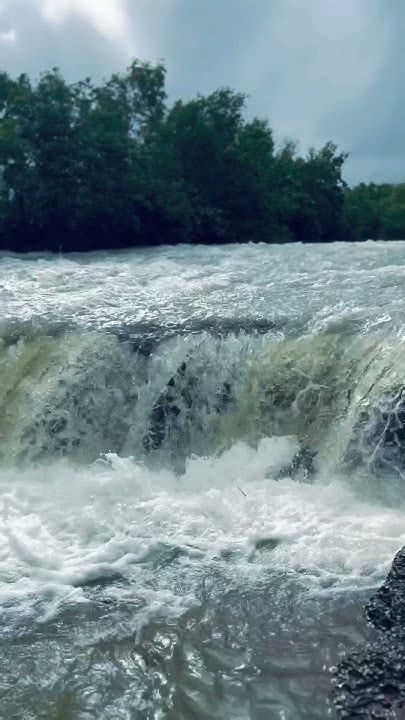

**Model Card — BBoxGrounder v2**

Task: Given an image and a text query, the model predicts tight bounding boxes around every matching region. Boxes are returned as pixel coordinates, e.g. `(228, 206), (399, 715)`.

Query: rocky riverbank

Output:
(333, 548), (405, 718)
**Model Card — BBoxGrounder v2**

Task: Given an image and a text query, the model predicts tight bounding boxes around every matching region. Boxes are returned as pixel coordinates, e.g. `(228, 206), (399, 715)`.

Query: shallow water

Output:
(1, 241), (405, 718)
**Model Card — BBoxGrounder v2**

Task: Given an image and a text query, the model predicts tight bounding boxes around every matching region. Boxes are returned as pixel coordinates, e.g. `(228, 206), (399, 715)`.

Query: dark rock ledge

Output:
(333, 548), (405, 719)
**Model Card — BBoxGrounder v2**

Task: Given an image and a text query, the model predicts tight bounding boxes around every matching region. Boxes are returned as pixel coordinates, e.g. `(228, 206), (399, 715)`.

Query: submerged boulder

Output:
(143, 361), (190, 452)
(143, 359), (234, 453)
(333, 548), (405, 718)
(345, 390), (405, 479)
(277, 441), (318, 482)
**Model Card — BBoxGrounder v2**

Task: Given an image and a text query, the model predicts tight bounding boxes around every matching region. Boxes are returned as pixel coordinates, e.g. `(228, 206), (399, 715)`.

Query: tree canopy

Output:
(0, 60), (402, 252)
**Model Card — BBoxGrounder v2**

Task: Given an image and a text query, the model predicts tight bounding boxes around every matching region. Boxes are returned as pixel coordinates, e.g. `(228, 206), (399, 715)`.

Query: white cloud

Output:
(40, 0), (130, 44)
(0, 28), (16, 42)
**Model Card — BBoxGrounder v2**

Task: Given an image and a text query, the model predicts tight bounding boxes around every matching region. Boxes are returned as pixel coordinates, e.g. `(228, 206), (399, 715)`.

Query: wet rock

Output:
(367, 548), (405, 631)
(277, 442), (318, 482)
(70, 568), (125, 590)
(333, 639), (405, 719)
(143, 360), (234, 453)
(143, 361), (192, 452)
(116, 317), (276, 357)
(254, 537), (279, 552)
(333, 548), (405, 718)
(346, 390), (405, 479)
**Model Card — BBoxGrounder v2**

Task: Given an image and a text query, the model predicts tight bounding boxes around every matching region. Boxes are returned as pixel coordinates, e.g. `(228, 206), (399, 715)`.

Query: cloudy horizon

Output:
(0, 0), (401, 185)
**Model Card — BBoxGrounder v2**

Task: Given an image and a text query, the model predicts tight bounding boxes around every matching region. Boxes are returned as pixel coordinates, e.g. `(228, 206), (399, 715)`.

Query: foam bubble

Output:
(1, 438), (404, 631)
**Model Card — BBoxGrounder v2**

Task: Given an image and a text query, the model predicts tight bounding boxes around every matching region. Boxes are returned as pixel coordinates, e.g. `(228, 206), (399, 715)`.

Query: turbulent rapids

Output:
(1, 242), (405, 718)
(1, 326), (405, 488)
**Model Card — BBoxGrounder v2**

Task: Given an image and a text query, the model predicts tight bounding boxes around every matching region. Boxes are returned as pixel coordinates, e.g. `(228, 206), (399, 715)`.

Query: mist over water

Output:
(1, 242), (405, 718)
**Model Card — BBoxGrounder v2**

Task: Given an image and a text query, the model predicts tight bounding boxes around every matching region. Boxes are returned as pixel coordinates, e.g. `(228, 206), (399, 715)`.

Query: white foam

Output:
(1, 242), (405, 338)
(1, 437), (404, 629)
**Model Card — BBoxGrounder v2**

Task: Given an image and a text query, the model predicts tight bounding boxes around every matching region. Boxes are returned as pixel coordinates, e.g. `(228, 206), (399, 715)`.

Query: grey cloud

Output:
(0, 0), (403, 184)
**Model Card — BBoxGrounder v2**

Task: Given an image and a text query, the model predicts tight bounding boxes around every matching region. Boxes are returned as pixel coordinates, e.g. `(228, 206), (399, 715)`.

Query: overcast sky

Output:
(0, 0), (402, 184)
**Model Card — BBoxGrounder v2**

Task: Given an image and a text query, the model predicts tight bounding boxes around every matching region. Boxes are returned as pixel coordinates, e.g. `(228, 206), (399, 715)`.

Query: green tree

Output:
(287, 143), (347, 243)
(343, 183), (405, 242)
(380, 184), (405, 239)
(0, 59), (364, 252)
(343, 183), (383, 241)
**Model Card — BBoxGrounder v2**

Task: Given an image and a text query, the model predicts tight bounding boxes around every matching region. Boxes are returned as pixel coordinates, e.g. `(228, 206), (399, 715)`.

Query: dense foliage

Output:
(343, 183), (405, 242)
(0, 60), (402, 252)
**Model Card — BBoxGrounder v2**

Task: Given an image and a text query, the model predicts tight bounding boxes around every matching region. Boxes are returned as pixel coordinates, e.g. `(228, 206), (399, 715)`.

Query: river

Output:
(0, 241), (404, 718)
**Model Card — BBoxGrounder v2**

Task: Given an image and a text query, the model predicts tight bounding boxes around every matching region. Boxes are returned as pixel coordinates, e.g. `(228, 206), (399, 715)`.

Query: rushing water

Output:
(0, 241), (405, 719)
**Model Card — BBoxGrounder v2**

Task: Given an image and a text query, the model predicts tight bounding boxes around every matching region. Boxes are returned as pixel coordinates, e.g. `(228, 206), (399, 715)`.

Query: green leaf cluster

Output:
(0, 61), (379, 251)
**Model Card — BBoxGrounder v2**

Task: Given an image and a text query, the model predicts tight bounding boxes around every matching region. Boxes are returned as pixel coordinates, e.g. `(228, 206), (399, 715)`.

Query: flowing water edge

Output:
(1, 241), (405, 718)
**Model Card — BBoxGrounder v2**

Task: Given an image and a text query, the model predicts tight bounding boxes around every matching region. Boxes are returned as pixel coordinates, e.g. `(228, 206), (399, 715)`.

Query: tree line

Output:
(0, 60), (403, 252)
